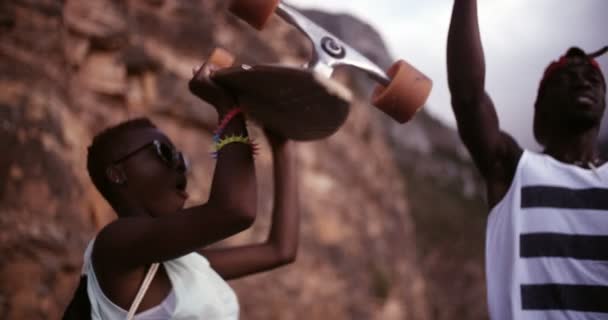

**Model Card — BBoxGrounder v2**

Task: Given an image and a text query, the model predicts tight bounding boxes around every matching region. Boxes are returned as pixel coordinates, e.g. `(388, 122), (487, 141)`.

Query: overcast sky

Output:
(288, 0), (608, 149)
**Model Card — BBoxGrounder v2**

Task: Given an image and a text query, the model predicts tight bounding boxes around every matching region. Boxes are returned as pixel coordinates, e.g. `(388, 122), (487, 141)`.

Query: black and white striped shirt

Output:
(486, 151), (608, 319)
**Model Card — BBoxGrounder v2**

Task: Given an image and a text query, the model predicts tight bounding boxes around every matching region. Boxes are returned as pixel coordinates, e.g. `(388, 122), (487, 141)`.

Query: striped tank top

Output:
(486, 150), (608, 319)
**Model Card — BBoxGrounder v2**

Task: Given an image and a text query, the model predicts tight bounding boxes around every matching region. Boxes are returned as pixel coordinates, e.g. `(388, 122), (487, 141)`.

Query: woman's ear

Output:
(105, 165), (127, 185)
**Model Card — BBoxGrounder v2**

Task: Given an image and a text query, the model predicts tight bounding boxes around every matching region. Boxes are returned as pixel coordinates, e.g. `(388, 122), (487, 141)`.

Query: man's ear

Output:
(105, 165), (127, 185)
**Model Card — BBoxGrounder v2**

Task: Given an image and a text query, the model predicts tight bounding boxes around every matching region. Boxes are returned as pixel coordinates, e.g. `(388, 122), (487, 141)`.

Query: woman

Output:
(63, 62), (299, 319)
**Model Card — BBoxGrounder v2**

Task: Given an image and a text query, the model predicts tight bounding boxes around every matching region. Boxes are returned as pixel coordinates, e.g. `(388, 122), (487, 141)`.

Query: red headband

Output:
(541, 55), (601, 85)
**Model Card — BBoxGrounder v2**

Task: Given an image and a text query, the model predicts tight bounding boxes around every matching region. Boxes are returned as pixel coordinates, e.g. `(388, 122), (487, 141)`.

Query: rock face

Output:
(0, 1), (436, 319)
(303, 9), (489, 320)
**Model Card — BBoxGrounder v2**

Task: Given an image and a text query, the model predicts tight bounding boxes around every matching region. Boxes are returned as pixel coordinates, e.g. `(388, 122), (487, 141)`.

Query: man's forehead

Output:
(554, 59), (603, 78)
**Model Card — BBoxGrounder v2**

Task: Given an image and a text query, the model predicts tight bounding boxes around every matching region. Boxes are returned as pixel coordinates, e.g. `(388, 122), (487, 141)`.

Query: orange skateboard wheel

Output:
(371, 60), (432, 123)
(207, 47), (235, 69)
(229, 0), (280, 30)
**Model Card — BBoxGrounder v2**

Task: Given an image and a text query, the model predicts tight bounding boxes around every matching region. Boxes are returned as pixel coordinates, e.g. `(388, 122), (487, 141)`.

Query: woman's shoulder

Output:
(171, 251), (210, 267)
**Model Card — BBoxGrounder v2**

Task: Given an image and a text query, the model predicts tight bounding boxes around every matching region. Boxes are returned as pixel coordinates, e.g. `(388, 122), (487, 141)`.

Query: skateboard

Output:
(206, 0), (432, 141)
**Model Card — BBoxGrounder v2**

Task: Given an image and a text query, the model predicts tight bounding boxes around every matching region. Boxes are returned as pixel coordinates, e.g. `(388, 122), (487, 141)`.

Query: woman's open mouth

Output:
(176, 176), (189, 200)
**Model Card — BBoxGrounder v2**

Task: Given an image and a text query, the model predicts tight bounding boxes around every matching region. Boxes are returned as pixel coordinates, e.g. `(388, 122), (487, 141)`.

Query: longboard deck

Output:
(211, 64), (352, 140)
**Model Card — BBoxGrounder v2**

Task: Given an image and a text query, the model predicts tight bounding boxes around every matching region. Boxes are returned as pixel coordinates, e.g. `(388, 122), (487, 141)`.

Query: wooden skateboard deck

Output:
(211, 64), (352, 140)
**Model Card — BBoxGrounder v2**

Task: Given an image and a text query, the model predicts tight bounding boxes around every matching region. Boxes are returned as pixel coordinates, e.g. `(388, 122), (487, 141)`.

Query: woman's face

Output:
(110, 127), (189, 217)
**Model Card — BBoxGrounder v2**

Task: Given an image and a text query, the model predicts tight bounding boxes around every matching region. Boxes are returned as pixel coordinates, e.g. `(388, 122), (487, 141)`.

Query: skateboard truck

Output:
(269, 1), (432, 123)
(274, 2), (391, 86)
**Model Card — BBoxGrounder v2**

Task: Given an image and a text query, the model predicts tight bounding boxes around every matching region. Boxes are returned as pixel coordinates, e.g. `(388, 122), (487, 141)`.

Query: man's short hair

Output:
(87, 118), (156, 208)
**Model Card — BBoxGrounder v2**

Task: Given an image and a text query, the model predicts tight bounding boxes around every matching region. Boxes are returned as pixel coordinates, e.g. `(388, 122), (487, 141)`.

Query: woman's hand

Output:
(263, 127), (289, 151)
(189, 62), (236, 115)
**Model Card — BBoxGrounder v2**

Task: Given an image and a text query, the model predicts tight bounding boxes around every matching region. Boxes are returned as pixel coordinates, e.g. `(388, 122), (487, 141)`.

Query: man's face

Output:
(540, 57), (606, 126)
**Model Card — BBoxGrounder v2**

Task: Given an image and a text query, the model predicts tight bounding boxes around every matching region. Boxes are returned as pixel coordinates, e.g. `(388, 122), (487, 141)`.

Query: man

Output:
(447, 0), (607, 318)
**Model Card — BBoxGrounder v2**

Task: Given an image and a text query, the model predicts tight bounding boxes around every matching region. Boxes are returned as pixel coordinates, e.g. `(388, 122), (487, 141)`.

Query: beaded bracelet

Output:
(216, 135), (250, 150)
(213, 108), (243, 143)
(211, 135), (259, 159)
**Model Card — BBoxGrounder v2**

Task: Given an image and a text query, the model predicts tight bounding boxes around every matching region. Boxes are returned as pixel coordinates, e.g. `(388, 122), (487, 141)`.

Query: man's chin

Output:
(570, 95), (604, 113)
(566, 110), (602, 130)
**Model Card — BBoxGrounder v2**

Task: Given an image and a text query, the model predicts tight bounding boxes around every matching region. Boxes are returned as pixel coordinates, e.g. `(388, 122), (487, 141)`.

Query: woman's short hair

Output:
(86, 118), (156, 206)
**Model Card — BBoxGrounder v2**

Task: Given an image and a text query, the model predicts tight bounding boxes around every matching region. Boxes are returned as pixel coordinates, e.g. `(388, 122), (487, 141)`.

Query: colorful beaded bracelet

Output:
(211, 135), (259, 159)
(213, 108), (243, 143)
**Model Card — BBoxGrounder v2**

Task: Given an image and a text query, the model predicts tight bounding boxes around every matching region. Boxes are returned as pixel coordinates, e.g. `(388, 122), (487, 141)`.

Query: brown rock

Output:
(77, 52), (127, 96)
(63, 0), (127, 40)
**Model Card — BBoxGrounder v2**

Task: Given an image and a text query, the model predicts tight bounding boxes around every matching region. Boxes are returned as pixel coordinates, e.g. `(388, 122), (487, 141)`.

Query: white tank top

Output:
(486, 150), (608, 319)
(82, 239), (239, 320)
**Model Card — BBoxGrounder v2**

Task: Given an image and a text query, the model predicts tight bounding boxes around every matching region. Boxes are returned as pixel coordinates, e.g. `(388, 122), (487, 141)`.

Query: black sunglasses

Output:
(113, 140), (189, 172)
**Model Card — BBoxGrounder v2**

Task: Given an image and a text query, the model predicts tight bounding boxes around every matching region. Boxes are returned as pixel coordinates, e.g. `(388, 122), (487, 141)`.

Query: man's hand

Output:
(189, 63), (236, 115)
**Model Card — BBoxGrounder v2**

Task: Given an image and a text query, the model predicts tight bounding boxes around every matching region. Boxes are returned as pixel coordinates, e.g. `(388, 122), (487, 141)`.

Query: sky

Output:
(288, 0), (608, 149)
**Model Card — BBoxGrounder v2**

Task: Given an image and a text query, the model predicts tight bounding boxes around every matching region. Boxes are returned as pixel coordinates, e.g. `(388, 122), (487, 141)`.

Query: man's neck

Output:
(543, 129), (602, 167)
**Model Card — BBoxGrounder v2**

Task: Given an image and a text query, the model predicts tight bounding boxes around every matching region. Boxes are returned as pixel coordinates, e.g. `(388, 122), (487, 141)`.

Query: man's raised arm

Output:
(447, 0), (521, 205)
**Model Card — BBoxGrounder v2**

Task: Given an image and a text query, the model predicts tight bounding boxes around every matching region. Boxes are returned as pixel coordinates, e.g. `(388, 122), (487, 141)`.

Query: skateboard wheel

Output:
(371, 60), (432, 123)
(229, 0), (280, 30)
(207, 48), (235, 69)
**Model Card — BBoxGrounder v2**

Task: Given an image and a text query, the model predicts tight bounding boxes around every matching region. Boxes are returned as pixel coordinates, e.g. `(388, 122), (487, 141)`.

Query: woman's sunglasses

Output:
(113, 140), (189, 172)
